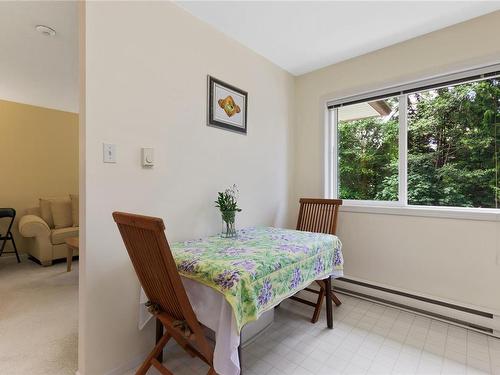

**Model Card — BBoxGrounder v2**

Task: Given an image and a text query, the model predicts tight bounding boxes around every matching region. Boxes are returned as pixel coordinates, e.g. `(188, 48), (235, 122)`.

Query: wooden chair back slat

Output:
(296, 198), (342, 235)
(303, 204), (310, 231)
(311, 204), (319, 231)
(319, 203), (328, 233)
(332, 203), (340, 234)
(325, 204), (332, 233)
(324, 204), (333, 233)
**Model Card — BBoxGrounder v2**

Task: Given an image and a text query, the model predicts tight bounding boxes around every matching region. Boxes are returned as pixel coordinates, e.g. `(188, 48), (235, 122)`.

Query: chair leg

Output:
(136, 332), (171, 375)
(291, 279), (341, 324)
(311, 285), (325, 323)
(156, 318), (164, 363)
(325, 277), (333, 329)
(331, 291), (342, 307)
(207, 367), (217, 375)
(0, 235), (21, 263)
(0, 238), (6, 256)
(319, 279), (342, 306)
(11, 235), (21, 263)
(238, 342), (242, 371)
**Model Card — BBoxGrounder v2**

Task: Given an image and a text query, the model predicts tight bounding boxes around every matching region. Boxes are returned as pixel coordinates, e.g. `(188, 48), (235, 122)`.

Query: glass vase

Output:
(221, 210), (237, 238)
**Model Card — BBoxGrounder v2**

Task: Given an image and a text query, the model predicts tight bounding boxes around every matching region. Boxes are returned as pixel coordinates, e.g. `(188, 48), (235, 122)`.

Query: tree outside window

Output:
(334, 77), (500, 208)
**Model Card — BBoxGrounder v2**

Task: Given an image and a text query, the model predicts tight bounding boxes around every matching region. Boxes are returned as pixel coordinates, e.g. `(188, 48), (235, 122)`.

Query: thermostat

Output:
(141, 148), (154, 167)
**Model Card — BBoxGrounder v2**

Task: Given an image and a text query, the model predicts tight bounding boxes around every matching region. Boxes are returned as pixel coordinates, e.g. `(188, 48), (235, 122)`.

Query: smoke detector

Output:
(35, 25), (56, 37)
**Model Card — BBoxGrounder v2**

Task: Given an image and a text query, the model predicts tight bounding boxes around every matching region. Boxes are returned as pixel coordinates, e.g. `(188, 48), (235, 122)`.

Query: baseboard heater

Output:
(334, 277), (495, 335)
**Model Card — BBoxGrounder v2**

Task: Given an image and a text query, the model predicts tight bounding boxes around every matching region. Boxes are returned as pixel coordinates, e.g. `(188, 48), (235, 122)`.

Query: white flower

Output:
(226, 184), (239, 201)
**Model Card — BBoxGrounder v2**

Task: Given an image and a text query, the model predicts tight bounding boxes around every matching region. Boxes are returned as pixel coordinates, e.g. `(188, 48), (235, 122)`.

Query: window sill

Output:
(340, 203), (500, 222)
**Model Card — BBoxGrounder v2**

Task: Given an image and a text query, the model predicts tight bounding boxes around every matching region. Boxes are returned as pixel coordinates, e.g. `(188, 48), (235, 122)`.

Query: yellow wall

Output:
(0, 99), (78, 253)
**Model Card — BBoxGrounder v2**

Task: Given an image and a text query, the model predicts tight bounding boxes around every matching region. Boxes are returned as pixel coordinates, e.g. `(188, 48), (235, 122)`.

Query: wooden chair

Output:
(290, 198), (342, 323)
(113, 212), (216, 375)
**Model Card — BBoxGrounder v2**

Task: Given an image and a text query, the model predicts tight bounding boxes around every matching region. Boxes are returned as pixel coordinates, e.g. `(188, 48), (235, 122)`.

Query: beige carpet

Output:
(0, 254), (78, 375)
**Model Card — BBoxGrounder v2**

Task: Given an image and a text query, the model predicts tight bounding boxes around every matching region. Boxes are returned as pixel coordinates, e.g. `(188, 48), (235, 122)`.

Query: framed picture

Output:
(207, 75), (248, 134)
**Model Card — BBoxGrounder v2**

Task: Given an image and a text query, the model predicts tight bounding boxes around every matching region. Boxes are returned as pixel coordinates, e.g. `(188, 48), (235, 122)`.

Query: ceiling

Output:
(177, 1), (500, 76)
(0, 1), (78, 112)
(1, 1), (498, 112)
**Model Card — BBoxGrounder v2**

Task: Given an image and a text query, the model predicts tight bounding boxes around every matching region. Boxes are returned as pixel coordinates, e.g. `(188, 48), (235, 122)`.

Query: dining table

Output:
(138, 226), (344, 375)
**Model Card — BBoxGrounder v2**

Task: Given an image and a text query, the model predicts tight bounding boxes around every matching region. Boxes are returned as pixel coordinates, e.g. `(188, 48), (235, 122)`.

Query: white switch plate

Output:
(142, 147), (154, 167)
(103, 143), (116, 163)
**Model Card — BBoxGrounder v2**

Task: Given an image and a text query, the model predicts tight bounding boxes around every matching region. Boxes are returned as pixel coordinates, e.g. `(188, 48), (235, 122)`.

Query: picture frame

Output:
(207, 75), (248, 134)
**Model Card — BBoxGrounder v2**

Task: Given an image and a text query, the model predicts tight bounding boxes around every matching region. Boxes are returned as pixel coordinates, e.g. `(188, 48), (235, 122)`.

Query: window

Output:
(408, 80), (500, 208)
(328, 67), (500, 212)
(337, 97), (399, 201)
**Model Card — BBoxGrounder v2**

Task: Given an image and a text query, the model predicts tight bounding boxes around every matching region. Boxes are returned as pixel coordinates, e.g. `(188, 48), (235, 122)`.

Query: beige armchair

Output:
(19, 196), (79, 266)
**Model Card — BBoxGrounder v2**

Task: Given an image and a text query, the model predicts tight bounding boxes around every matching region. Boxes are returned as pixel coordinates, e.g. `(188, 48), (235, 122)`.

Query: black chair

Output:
(0, 208), (21, 263)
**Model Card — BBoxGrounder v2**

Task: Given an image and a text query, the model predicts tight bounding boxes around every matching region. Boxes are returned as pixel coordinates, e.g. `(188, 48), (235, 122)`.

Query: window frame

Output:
(324, 63), (500, 221)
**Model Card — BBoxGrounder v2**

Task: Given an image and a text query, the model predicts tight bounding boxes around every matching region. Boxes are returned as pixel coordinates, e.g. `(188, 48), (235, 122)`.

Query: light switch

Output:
(142, 147), (154, 167)
(103, 143), (116, 163)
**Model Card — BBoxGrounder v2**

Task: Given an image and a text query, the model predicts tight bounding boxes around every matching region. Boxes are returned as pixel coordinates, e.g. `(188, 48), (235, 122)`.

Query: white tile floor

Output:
(138, 294), (500, 375)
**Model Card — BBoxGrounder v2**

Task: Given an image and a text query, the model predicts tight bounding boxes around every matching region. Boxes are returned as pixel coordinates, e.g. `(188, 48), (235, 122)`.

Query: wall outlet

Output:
(103, 143), (116, 163)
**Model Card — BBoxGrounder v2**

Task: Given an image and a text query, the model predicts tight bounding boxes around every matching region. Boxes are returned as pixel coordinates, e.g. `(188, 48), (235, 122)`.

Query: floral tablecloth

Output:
(171, 226), (343, 331)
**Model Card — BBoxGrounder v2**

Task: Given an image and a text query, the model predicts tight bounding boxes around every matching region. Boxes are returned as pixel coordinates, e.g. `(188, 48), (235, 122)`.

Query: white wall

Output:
(80, 2), (294, 374)
(295, 12), (500, 313)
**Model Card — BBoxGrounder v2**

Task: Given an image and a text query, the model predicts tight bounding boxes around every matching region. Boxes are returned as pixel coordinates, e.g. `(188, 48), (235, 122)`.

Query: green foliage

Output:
(215, 184), (242, 212)
(338, 98), (399, 201)
(339, 79), (500, 208)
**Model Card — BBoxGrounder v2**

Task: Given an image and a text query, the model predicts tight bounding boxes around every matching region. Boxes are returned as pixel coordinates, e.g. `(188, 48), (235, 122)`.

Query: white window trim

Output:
(324, 63), (500, 222)
(398, 95), (408, 206)
(340, 204), (500, 222)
